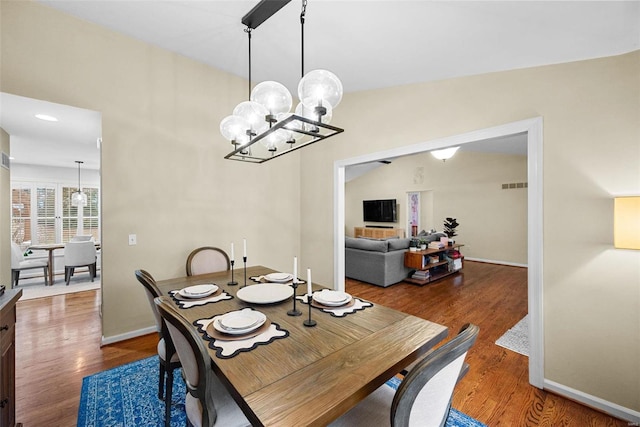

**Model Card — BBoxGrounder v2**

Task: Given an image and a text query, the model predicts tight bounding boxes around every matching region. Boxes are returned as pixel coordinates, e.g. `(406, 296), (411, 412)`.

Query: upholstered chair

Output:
(63, 240), (97, 285)
(10, 241), (49, 287)
(155, 296), (251, 427)
(329, 323), (479, 427)
(134, 270), (181, 427)
(185, 247), (230, 276)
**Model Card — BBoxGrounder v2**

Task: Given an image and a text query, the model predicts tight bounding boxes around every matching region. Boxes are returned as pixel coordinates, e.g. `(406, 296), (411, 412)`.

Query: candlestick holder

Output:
(303, 292), (316, 327)
(228, 260), (238, 286)
(242, 256), (247, 288)
(287, 280), (302, 316)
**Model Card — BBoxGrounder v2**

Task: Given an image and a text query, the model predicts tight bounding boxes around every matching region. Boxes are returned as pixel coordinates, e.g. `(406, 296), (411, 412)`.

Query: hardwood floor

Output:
(347, 261), (627, 427)
(15, 290), (157, 426)
(14, 261), (627, 426)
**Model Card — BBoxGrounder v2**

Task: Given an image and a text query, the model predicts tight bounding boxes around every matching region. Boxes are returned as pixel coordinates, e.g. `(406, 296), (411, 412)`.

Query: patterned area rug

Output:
(78, 356), (487, 427)
(495, 314), (529, 356)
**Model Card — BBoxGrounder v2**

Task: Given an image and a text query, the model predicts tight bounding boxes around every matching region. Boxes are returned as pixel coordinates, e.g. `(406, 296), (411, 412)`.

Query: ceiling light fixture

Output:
(71, 160), (87, 207)
(35, 114), (58, 122)
(431, 147), (460, 162)
(222, 0), (344, 163)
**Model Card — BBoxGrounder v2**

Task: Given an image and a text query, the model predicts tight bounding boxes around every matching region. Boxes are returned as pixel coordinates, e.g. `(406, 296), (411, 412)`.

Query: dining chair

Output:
(10, 241), (49, 287)
(134, 270), (181, 427)
(185, 246), (230, 276)
(63, 240), (97, 285)
(155, 296), (252, 427)
(329, 323), (479, 427)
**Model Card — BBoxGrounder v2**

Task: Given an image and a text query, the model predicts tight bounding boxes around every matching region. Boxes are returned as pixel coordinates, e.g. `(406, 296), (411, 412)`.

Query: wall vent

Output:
(1, 152), (9, 170)
(502, 182), (527, 189)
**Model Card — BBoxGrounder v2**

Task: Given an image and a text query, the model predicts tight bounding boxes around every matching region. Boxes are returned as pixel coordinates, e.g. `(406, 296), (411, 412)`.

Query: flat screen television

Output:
(363, 199), (397, 223)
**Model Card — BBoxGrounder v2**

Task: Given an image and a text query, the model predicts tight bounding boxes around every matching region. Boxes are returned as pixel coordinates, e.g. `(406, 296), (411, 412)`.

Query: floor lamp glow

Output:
(614, 196), (640, 250)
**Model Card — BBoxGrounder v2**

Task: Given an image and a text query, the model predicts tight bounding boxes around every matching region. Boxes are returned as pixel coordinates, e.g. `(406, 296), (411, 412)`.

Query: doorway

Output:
(1, 92), (102, 295)
(333, 117), (543, 388)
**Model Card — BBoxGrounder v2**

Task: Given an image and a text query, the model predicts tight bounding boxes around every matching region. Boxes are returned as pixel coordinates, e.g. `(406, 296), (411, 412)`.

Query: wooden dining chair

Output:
(329, 323), (479, 427)
(185, 246), (230, 276)
(155, 296), (251, 427)
(134, 270), (181, 427)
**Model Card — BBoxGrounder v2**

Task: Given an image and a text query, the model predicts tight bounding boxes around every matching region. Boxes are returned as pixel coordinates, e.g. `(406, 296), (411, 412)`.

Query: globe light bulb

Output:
(298, 69), (343, 110)
(295, 101), (332, 125)
(220, 115), (251, 144)
(260, 129), (288, 151)
(233, 101), (268, 134)
(251, 81), (292, 115)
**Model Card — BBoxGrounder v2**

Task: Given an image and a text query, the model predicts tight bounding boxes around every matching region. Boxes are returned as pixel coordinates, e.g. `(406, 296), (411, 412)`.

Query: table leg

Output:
(48, 249), (55, 285)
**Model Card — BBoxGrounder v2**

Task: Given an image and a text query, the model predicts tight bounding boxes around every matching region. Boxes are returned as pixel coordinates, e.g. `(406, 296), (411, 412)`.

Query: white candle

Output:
(293, 257), (297, 284)
(230, 243), (235, 261)
(243, 239), (247, 258)
(307, 268), (312, 296)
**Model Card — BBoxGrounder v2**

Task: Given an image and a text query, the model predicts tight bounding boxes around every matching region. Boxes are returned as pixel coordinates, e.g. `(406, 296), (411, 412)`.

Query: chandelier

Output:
(221, 0), (344, 163)
(71, 160), (87, 207)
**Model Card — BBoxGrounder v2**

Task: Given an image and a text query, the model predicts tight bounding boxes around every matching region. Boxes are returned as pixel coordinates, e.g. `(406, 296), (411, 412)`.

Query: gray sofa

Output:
(345, 237), (413, 287)
(345, 233), (447, 287)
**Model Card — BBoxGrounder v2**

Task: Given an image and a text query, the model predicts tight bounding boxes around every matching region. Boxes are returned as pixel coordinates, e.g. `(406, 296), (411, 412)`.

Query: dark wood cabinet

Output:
(0, 289), (21, 427)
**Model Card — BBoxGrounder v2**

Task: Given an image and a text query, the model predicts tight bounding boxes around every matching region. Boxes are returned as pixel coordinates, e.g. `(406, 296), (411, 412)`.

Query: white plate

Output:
(236, 283), (294, 304)
(214, 309), (267, 334)
(264, 272), (293, 283)
(179, 284), (218, 299)
(313, 290), (352, 307)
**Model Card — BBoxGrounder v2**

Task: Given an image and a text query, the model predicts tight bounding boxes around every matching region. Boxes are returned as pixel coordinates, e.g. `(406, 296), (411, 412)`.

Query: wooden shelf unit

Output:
(353, 227), (405, 239)
(404, 244), (464, 286)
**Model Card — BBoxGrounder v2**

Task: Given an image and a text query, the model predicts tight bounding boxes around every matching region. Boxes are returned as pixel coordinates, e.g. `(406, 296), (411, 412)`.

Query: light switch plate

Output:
(128, 234), (137, 245)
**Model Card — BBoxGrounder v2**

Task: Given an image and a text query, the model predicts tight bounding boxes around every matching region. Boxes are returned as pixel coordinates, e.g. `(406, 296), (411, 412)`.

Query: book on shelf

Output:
(428, 241), (444, 249)
(411, 270), (430, 280)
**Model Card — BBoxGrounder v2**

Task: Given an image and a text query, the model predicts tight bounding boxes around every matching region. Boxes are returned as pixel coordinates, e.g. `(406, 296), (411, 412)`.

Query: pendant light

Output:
(222, 0), (344, 163)
(71, 160), (87, 207)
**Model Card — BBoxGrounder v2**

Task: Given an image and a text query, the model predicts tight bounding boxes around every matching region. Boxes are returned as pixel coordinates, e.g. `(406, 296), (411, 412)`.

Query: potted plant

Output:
(419, 238), (427, 250)
(443, 217), (459, 244)
(409, 239), (419, 252)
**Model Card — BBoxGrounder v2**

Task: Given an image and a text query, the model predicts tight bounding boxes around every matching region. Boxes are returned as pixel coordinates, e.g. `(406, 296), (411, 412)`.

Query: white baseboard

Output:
(465, 257), (527, 268)
(101, 325), (156, 346)
(544, 379), (640, 423)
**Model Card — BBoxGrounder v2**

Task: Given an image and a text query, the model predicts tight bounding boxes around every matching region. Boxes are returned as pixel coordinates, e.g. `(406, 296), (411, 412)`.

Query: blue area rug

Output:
(78, 356), (486, 426)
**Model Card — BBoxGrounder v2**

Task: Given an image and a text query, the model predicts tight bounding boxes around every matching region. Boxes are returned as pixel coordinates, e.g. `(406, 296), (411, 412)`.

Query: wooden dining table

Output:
(156, 265), (448, 426)
(28, 242), (101, 285)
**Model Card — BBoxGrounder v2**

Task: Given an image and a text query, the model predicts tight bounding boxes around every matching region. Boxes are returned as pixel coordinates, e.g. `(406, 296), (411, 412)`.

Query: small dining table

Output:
(156, 265), (448, 426)
(28, 242), (101, 285)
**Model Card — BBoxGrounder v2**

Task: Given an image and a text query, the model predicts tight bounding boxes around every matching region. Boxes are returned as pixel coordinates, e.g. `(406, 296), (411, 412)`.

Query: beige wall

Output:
(346, 150), (528, 264)
(301, 53), (640, 412)
(0, 129), (10, 287)
(0, 1), (301, 339)
(2, 0), (638, 416)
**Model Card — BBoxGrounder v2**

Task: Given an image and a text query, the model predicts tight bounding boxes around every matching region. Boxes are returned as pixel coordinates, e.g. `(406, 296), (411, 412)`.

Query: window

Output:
(11, 182), (100, 245)
(36, 186), (56, 244)
(11, 186), (31, 244)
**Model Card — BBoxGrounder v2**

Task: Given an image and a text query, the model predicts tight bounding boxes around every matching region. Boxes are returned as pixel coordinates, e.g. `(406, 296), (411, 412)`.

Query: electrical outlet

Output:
(128, 234), (137, 246)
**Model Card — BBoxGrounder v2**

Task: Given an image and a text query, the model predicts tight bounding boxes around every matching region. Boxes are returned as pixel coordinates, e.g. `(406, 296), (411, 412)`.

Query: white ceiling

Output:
(34, 0), (640, 94)
(2, 1), (638, 169)
(0, 93), (102, 170)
